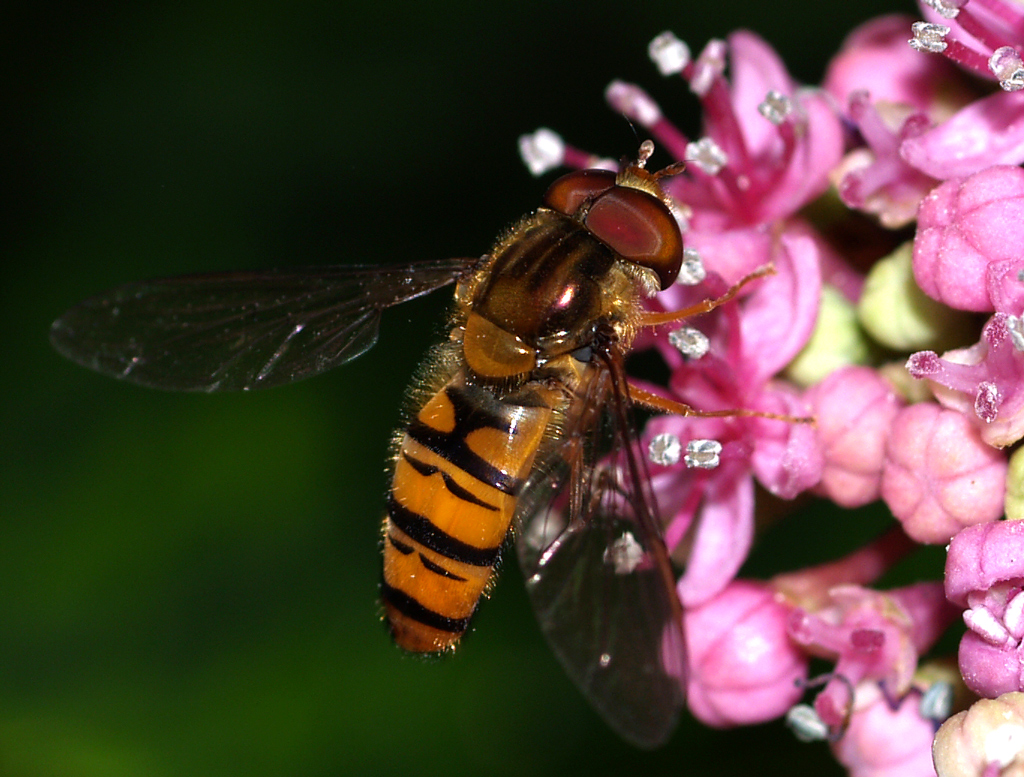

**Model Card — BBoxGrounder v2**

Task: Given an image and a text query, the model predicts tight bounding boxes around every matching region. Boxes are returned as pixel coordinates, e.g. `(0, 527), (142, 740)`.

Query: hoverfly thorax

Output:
(457, 155), (686, 389)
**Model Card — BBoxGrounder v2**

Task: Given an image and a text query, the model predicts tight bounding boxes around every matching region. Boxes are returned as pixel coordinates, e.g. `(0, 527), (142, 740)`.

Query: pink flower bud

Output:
(808, 366), (903, 507)
(881, 403), (1007, 544)
(946, 521), (1024, 697)
(914, 166), (1024, 312)
(683, 580), (808, 727)
(831, 685), (940, 777)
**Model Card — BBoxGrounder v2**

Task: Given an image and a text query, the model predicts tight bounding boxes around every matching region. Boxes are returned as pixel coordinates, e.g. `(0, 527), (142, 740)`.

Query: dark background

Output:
(5, 1), (913, 774)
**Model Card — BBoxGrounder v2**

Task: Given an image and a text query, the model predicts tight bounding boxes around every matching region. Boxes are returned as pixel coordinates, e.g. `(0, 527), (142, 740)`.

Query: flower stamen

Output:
(686, 137), (728, 175)
(989, 46), (1024, 90)
(649, 433), (682, 466)
(910, 21), (951, 53)
(678, 247), (707, 285)
(648, 31), (691, 76)
(759, 90), (794, 125)
(668, 326), (710, 359)
(685, 439), (723, 469)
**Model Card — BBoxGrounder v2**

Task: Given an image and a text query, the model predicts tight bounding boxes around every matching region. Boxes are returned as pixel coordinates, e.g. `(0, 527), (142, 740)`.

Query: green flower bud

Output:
(858, 242), (974, 352)
(786, 285), (873, 386)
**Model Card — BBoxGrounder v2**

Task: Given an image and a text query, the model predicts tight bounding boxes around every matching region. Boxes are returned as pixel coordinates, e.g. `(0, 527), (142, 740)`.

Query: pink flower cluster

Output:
(520, 1), (1024, 773)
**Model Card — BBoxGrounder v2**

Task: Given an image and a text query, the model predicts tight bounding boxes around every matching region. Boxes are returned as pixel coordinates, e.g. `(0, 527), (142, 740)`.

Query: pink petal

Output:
(749, 386), (823, 498)
(901, 90), (1024, 179)
(739, 229), (822, 382)
(725, 30), (797, 157)
(676, 465), (754, 606)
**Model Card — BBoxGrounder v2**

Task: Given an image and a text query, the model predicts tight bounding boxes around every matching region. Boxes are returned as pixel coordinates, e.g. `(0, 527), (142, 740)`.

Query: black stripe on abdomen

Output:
(406, 384), (530, 495)
(380, 582), (470, 634)
(387, 494), (500, 567)
(418, 554), (466, 581)
(401, 452), (499, 511)
(407, 418), (520, 495)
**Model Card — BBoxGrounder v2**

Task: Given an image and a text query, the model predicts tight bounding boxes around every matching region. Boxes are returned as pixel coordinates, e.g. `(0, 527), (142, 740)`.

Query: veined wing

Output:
(516, 344), (687, 749)
(50, 258), (478, 391)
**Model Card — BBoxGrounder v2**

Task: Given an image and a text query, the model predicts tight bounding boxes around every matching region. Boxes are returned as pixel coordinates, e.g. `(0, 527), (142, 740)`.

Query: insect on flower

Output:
(50, 141), (780, 748)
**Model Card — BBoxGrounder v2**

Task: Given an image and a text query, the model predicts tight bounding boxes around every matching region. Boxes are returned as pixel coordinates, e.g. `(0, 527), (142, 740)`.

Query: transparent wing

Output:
(50, 258), (477, 391)
(515, 348), (686, 749)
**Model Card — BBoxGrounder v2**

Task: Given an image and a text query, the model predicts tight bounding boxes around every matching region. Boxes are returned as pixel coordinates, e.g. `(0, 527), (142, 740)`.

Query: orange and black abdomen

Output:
(381, 204), (662, 653)
(381, 377), (555, 652)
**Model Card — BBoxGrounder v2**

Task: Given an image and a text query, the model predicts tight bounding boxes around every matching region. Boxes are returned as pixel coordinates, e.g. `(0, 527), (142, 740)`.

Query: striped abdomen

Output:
(381, 375), (556, 652)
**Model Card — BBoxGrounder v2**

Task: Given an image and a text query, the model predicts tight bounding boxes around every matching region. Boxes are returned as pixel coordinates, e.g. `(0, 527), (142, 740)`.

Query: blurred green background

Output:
(5, 1), (913, 775)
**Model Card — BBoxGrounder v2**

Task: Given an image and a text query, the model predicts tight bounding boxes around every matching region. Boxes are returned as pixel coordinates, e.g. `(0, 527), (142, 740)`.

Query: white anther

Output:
(685, 439), (722, 469)
(1006, 590), (1024, 640)
(922, 0), (963, 18)
(758, 90), (794, 125)
(648, 433), (681, 466)
(919, 681), (954, 721)
(669, 327), (709, 359)
(686, 137), (727, 175)
(689, 39), (727, 96)
(677, 247), (706, 285)
(648, 31), (691, 76)
(518, 128), (565, 176)
(603, 531), (644, 575)
(786, 704), (830, 742)
(990, 47), (1024, 91)
(1007, 315), (1024, 352)
(909, 21), (950, 53)
(964, 606), (1013, 646)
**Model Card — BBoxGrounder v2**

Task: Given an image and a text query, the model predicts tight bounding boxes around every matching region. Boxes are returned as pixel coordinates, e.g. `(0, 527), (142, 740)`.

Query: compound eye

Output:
(542, 169), (617, 216)
(584, 186), (683, 289)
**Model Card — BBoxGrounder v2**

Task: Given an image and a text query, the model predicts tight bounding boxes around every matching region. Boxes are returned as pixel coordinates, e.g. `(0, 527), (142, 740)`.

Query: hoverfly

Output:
(50, 141), (771, 749)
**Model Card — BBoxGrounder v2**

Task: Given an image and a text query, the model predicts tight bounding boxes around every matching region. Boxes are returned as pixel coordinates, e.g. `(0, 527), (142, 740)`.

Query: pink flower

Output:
(516, 21), (1000, 764)
(831, 684), (942, 777)
(530, 29), (843, 285)
(787, 583), (956, 731)
(880, 402), (1007, 543)
(645, 31), (844, 234)
(823, 15), (968, 228)
(946, 521), (1024, 697)
(908, 313), (1024, 447)
(683, 580), (808, 727)
(642, 248), (823, 605)
(914, 166), (1024, 312)
(903, 0), (1024, 178)
(527, 30), (830, 608)
(825, 14), (968, 114)
(831, 93), (940, 228)
(807, 366), (904, 508)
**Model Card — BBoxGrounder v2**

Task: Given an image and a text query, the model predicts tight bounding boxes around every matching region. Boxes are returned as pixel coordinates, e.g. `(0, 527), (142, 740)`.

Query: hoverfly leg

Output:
(637, 263), (776, 328)
(627, 382), (814, 424)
